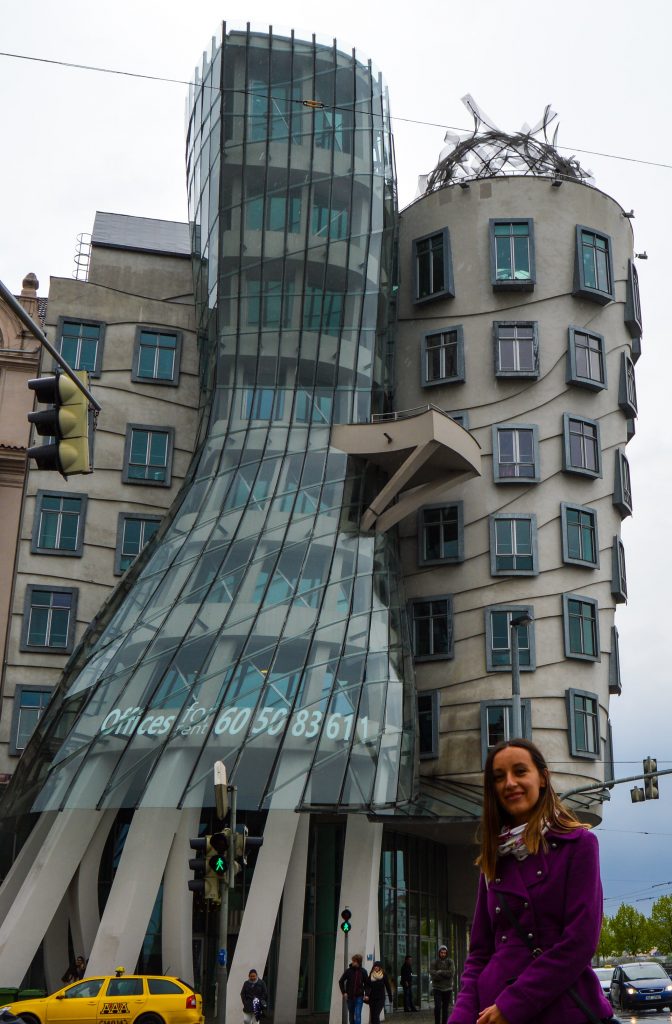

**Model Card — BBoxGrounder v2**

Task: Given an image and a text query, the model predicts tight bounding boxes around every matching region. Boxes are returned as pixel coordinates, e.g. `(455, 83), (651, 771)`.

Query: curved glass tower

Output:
(4, 26), (417, 817)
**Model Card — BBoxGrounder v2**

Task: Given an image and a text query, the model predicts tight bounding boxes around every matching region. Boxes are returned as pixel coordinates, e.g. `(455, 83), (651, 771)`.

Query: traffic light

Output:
(27, 370), (93, 477)
(209, 830), (230, 878)
(188, 836), (220, 902)
(631, 786), (645, 803)
(340, 907), (352, 933)
(233, 825), (264, 865)
(644, 757), (659, 800)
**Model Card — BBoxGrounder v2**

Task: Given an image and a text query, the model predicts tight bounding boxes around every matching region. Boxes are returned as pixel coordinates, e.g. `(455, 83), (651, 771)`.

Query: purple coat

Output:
(449, 828), (612, 1024)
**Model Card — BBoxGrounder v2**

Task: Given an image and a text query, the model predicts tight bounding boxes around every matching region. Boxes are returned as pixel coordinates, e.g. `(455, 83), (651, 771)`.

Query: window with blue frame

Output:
(563, 594), (600, 661)
(493, 322), (539, 377)
(573, 226), (615, 304)
(422, 327), (465, 385)
(562, 414), (601, 477)
(490, 219), (535, 290)
(413, 229), (454, 303)
(32, 492), (86, 555)
(133, 329), (181, 384)
(567, 688), (600, 758)
(566, 327), (606, 390)
(21, 585), (77, 652)
(492, 424), (540, 482)
(115, 514), (161, 574)
(57, 318), (104, 376)
(123, 426), (173, 485)
(10, 685), (53, 755)
(418, 503), (463, 565)
(490, 514), (537, 575)
(485, 606), (535, 671)
(561, 503), (599, 567)
(410, 596), (454, 661)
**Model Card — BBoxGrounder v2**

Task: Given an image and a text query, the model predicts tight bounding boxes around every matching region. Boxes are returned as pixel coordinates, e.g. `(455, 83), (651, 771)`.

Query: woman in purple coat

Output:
(449, 739), (614, 1024)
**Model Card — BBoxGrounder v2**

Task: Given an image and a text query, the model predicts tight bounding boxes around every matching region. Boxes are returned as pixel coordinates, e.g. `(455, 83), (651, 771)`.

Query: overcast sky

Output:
(2, 0), (672, 917)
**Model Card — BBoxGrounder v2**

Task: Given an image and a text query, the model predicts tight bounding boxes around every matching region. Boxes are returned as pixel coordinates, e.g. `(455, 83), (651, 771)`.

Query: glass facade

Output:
(4, 27), (417, 820)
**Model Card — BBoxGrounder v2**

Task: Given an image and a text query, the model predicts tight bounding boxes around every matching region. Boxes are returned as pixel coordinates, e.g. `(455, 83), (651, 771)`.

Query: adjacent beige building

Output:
(0, 215), (199, 778)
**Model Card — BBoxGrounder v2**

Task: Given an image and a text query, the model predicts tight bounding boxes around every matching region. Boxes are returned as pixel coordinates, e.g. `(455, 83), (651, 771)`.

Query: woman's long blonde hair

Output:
(477, 739), (586, 881)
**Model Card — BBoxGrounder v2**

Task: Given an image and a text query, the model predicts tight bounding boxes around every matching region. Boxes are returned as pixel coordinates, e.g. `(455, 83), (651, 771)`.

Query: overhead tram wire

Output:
(2, 49), (672, 174)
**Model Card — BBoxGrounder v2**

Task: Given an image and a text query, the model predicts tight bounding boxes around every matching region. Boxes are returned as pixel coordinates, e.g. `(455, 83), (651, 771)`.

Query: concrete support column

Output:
(43, 892), (70, 992)
(162, 806), (200, 984)
(226, 809), (302, 1024)
(86, 807), (182, 975)
(0, 811), (57, 923)
(329, 816), (383, 1024)
(273, 814), (310, 1024)
(69, 809), (117, 962)
(0, 809), (103, 986)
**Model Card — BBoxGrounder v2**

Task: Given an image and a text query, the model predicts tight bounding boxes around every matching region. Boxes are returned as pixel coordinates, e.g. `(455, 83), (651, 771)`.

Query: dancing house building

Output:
(0, 32), (640, 1024)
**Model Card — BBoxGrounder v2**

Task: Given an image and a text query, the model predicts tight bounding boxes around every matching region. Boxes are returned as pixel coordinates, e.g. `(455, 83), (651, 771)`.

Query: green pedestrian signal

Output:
(340, 907), (352, 933)
(211, 854), (226, 876)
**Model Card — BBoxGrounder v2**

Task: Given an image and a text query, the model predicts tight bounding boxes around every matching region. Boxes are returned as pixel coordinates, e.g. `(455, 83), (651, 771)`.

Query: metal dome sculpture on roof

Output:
(419, 94), (594, 195)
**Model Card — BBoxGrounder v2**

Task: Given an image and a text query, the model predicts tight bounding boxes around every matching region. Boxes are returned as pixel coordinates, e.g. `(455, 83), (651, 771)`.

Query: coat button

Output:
(501, 935), (507, 942)
(528, 933), (534, 939)
(523, 902), (529, 908)
(495, 878), (501, 883)
(536, 870), (543, 876)
(495, 907), (501, 914)
(551, 842), (557, 849)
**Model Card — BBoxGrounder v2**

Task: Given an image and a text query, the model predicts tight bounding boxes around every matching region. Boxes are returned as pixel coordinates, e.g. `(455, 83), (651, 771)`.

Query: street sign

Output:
(214, 761), (228, 819)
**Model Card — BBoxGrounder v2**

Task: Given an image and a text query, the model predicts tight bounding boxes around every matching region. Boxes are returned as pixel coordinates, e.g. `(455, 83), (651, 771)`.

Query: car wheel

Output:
(17, 1014), (41, 1024)
(135, 1014), (164, 1024)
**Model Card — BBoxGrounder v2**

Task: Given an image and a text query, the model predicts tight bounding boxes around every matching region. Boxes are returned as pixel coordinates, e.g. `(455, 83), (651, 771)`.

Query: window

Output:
(314, 108), (348, 152)
(567, 688), (600, 758)
(612, 536), (627, 604)
(295, 389), (333, 425)
(132, 328), (182, 385)
(417, 691), (439, 759)
(562, 593), (600, 661)
(489, 219), (535, 290)
(489, 514), (538, 575)
(107, 979), (144, 997)
(485, 606), (535, 671)
(56, 318), (105, 377)
(418, 503), (464, 565)
(480, 700), (532, 766)
(562, 414), (601, 478)
(122, 425), (174, 487)
(247, 190), (302, 233)
(413, 229), (454, 303)
(624, 258), (643, 338)
(609, 626), (622, 695)
(32, 491), (87, 556)
(421, 327), (465, 385)
(492, 424), (540, 482)
(493, 322), (539, 377)
(148, 981), (184, 996)
(573, 226), (615, 304)
(21, 585), (78, 652)
(613, 448), (633, 518)
(249, 81), (302, 142)
(10, 685), (53, 755)
(447, 410), (469, 428)
(242, 388), (285, 421)
(618, 353), (638, 418)
(311, 199), (348, 240)
(410, 596), (454, 661)
(566, 327), (607, 390)
(115, 514), (162, 575)
(561, 503), (599, 568)
(247, 278), (292, 328)
(303, 287), (343, 336)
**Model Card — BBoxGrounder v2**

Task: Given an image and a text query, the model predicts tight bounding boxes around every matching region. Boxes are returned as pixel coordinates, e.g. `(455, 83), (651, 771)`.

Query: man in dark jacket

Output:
(241, 969), (268, 1024)
(338, 953), (369, 1024)
(429, 945), (454, 1024)
(400, 955), (417, 1011)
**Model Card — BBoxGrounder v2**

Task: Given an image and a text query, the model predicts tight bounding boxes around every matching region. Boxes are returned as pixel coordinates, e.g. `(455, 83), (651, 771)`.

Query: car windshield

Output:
(593, 969), (614, 981)
(624, 963), (669, 981)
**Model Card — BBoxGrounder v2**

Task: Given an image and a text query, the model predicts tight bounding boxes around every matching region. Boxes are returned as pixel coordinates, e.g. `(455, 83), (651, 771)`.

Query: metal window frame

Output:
(484, 603), (536, 672)
(562, 592), (601, 662)
(20, 584), (78, 653)
(560, 502), (600, 568)
(611, 536), (627, 604)
(55, 316), (106, 378)
(409, 594), (454, 662)
(566, 686), (600, 759)
(480, 698), (533, 767)
(417, 501), (465, 566)
(493, 320), (539, 378)
(609, 625), (622, 696)
(489, 513), (539, 576)
(489, 218), (536, 292)
(9, 683), (54, 756)
(566, 325), (607, 391)
(412, 227), (455, 304)
(122, 424), (175, 488)
(613, 448), (633, 518)
(572, 224), (615, 305)
(421, 325), (465, 386)
(31, 489), (88, 557)
(618, 352), (638, 419)
(492, 423), (541, 483)
(417, 689), (440, 760)
(114, 512), (163, 576)
(562, 413), (602, 478)
(624, 258), (643, 338)
(131, 326), (182, 387)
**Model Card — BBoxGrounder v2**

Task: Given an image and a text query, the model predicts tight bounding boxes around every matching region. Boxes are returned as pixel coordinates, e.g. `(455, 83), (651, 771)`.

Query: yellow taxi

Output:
(3, 972), (203, 1024)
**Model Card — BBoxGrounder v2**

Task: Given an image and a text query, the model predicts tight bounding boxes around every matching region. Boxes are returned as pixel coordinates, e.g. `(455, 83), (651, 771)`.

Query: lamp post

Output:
(510, 612), (533, 739)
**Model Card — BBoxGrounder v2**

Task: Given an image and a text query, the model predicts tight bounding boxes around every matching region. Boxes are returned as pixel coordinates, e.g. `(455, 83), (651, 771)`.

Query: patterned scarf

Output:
(498, 822), (548, 860)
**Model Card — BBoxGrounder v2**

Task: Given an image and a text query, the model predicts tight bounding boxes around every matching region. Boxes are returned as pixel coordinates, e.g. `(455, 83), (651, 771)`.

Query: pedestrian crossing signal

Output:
(341, 907), (352, 933)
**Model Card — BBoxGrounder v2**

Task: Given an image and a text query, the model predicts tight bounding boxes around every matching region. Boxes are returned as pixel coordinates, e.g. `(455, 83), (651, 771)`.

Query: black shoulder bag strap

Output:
(494, 890), (606, 1024)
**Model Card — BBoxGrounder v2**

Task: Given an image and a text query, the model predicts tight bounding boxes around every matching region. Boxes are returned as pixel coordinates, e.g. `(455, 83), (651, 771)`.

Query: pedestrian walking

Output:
(430, 946), (455, 1024)
(365, 961), (393, 1024)
(401, 955), (418, 1012)
(241, 969), (268, 1024)
(61, 955), (86, 984)
(339, 953), (369, 1024)
(448, 738), (616, 1024)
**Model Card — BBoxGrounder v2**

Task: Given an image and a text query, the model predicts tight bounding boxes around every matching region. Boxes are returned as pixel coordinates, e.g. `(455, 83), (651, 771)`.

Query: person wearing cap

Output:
(430, 945), (455, 1024)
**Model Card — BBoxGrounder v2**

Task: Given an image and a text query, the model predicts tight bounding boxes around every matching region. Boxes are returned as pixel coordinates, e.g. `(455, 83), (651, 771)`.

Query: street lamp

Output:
(510, 612), (533, 739)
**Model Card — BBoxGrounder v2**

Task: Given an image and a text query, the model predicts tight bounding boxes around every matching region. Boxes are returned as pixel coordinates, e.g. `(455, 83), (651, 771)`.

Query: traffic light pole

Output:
(342, 929), (348, 1024)
(0, 277), (100, 410)
(216, 784), (237, 1024)
(559, 765), (672, 800)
